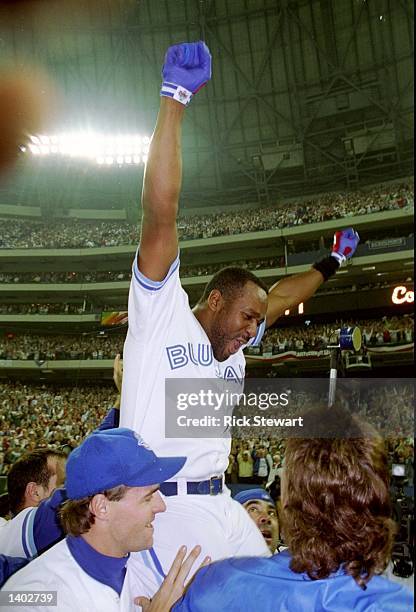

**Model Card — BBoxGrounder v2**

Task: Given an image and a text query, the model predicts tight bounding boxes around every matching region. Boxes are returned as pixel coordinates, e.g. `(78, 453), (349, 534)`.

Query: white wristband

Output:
(160, 82), (193, 106)
(331, 252), (346, 265)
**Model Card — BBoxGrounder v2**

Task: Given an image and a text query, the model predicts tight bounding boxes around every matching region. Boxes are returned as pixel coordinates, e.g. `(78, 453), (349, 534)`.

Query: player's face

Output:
(244, 500), (279, 553)
(107, 485), (166, 555)
(210, 281), (267, 362)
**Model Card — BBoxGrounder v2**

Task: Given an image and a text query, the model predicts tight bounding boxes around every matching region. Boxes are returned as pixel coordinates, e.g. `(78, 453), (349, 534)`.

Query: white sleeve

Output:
(0, 508), (36, 559)
(127, 250), (182, 343)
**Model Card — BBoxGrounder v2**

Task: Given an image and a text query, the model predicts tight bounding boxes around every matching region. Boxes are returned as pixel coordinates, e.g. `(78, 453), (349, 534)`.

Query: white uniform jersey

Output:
(120, 254), (269, 598)
(120, 253), (265, 480)
(2, 539), (136, 612)
(0, 507), (35, 558)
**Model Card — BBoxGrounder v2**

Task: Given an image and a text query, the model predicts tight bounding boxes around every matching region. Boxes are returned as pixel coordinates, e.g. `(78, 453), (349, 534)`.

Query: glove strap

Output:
(313, 255), (340, 281)
(160, 82), (193, 106)
(331, 250), (346, 265)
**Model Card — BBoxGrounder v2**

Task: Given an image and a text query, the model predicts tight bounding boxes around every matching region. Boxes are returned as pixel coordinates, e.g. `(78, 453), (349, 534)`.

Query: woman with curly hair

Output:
(173, 405), (413, 611)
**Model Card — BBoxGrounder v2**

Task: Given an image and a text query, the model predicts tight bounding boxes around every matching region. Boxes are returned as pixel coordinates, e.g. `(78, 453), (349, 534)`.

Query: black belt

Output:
(160, 476), (223, 496)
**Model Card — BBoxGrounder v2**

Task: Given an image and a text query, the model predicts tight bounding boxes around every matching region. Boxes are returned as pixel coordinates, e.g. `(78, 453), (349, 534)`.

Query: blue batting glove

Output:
(160, 41), (212, 106)
(331, 228), (360, 265)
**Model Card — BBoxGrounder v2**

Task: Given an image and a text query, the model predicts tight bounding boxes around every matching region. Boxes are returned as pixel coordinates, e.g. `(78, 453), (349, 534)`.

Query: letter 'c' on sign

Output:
(391, 286), (414, 305)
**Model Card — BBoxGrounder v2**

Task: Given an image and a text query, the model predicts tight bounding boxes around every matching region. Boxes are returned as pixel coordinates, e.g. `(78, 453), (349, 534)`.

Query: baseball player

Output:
(120, 40), (360, 596)
(234, 488), (280, 553)
(0, 355), (123, 562)
(2, 428), (205, 612)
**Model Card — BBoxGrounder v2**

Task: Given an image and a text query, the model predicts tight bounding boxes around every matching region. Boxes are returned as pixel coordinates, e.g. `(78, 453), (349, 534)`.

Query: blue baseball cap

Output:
(234, 488), (274, 506)
(66, 428), (186, 500)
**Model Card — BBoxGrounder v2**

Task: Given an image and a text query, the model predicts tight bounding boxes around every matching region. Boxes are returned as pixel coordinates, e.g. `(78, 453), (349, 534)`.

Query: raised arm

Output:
(138, 42), (212, 282)
(265, 228), (360, 327)
(266, 269), (324, 327)
(138, 99), (184, 281)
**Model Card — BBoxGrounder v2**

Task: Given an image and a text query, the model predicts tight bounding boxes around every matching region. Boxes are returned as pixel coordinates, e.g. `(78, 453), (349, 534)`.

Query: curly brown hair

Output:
(59, 485), (127, 537)
(281, 405), (396, 589)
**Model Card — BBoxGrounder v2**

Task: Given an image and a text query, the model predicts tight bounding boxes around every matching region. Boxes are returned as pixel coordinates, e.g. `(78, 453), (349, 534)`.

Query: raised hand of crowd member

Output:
(134, 545), (210, 612)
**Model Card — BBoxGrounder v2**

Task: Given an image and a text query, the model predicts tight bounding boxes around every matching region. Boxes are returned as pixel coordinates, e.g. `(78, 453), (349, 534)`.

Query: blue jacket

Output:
(173, 550), (413, 612)
(0, 555), (28, 588)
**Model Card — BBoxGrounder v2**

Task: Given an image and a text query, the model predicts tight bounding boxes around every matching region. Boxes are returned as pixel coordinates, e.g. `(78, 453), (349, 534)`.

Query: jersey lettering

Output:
(165, 343), (213, 370)
(198, 343), (213, 366)
(223, 365), (243, 384)
(166, 345), (188, 370)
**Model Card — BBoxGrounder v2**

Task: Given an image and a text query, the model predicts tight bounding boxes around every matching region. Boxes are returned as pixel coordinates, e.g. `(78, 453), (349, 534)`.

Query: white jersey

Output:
(2, 539), (136, 612)
(0, 507), (35, 558)
(120, 253), (264, 480)
(119, 253), (269, 599)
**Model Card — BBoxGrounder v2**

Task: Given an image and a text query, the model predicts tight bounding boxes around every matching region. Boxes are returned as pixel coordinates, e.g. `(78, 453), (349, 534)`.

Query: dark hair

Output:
(281, 405), (395, 589)
(59, 485), (128, 536)
(7, 449), (66, 516)
(198, 267), (268, 304)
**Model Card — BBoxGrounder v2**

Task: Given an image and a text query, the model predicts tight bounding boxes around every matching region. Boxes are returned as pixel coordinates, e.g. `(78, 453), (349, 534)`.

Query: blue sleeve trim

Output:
(133, 252), (180, 292)
(138, 549), (164, 588)
(149, 547), (166, 579)
(21, 509), (37, 559)
(247, 319), (266, 347)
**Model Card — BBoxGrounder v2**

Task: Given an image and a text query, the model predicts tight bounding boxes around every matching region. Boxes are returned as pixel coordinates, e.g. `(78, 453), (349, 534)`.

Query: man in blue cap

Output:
(2, 428), (207, 611)
(234, 488), (280, 553)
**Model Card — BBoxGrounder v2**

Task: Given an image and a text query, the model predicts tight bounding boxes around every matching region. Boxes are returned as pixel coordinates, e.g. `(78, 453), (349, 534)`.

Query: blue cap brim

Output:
(234, 488), (274, 505)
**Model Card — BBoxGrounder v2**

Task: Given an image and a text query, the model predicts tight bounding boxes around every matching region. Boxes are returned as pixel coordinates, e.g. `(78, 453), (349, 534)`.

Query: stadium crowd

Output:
(250, 382), (411, 438)
(0, 181), (412, 249)
(226, 430), (414, 487)
(1, 380), (413, 478)
(0, 333), (124, 360)
(0, 382), (113, 475)
(0, 303), (85, 315)
(0, 277), (411, 318)
(261, 315), (414, 353)
(0, 257), (281, 285)
(0, 315), (412, 361)
(0, 231), (413, 284)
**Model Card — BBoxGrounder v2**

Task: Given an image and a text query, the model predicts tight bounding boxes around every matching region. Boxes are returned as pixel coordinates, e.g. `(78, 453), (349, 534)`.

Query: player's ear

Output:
(25, 481), (43, 504)
(89, 494), (109, 520)
(207, 289), (224, 312)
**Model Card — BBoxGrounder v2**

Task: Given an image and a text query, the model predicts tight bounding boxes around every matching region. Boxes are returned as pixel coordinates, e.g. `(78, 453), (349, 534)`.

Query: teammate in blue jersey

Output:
(120, 41), (360, 597)
(172, 405), (413, 612)
(0, 356), (123, 563)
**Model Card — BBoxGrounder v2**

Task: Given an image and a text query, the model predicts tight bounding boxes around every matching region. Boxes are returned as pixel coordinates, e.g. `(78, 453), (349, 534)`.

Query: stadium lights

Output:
(25, 132), (151, 166)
